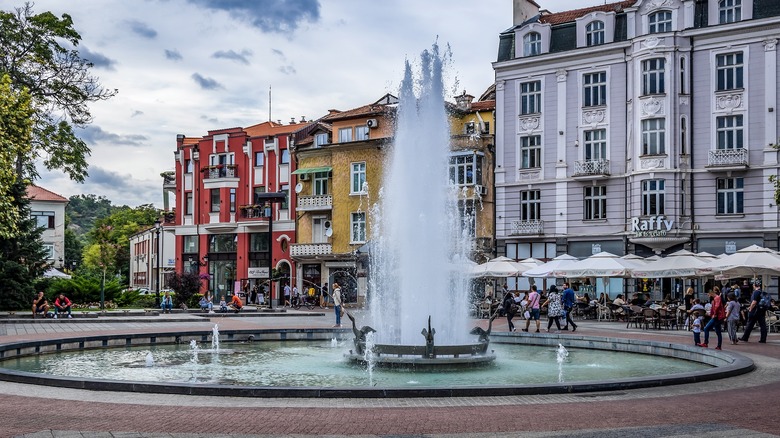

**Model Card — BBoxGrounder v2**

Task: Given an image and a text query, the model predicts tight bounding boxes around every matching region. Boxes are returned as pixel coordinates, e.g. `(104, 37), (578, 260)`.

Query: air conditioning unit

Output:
(366, 119), (378, 129)
(299, 173), (309, 181)
(478, 186), (488, 196)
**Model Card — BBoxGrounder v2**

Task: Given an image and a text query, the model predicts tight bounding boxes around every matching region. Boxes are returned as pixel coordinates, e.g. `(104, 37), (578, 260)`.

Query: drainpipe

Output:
(689, 35), (695, 252)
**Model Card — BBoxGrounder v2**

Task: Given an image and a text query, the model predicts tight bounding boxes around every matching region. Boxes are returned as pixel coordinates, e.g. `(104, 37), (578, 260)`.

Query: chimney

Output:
(455, 91), (475, 111)
(290, 117), (296, 124)
(300, 116), (306, 123)
(513, 0), (540, 26)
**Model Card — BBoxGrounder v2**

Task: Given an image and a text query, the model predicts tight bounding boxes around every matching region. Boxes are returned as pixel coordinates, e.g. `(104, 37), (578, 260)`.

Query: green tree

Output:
(0, 3), (117, 182)
(0, 182), (49, 309)
(66, 193), (115, 236)
(0, 74), (33, 239)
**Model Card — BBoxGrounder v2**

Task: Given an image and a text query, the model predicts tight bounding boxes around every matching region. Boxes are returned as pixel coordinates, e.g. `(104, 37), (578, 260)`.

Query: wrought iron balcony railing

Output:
(573, 159), (610, 176)
(707, 148), (748, 167)
(509, 219), (544, 235)
(201, 164), (238, 179)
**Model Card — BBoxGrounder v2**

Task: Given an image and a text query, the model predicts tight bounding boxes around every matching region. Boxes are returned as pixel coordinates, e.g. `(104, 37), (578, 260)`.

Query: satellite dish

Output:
(294, 183), (303, 193)
(325, 227), (333, 237)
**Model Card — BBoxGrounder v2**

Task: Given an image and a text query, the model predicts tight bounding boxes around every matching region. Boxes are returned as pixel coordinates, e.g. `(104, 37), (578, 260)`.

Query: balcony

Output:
(239, 205), (270, 220)
(290, 243), (333, 257)
(201, 164), (239, 189)
(509, 219), (544, 236)
(297, 194), (333, 211)
(573, 159), (610, 178)
(707, 148), (748, 171)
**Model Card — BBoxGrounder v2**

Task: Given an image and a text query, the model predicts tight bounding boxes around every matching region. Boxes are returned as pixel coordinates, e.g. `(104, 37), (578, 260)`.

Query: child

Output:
(725, 292), (740, 345)
(686, 298), (705, 330)
(692, 310), (703, 346)
(219, 295), (228, 313)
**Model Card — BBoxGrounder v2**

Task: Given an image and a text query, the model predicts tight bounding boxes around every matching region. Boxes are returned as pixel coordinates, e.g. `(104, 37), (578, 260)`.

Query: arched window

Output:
(586, 21), (605, 46)
(523, 32), (541, 56)
(648, 11), (672, 33)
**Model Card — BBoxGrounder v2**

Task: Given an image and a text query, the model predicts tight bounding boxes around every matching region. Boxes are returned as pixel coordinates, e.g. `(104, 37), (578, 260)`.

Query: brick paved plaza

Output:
(0, 311), (777, 437)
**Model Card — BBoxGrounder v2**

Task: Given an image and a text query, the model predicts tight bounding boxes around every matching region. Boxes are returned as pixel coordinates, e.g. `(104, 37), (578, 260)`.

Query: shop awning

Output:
(291, 166), (332, 175)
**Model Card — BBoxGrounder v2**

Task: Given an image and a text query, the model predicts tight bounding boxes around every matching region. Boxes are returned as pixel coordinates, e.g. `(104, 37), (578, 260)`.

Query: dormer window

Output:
(648, 11), (672, 34)
(586, 21), (605, 46)
(523, 32), (541, 56)
(314, 133), (328, 147)
(719, 0), (742, 23)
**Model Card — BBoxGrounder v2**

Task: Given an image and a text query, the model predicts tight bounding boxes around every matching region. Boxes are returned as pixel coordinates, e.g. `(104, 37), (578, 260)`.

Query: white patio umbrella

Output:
(621, 254), (649, 265)
(631, 250), (711, 279)
(552, 251), (641, 278)
(696, 245), (780, 278)
(522, 254), (579, 278)
(471, 256), (530, 278)
(43, 268), (72, 279)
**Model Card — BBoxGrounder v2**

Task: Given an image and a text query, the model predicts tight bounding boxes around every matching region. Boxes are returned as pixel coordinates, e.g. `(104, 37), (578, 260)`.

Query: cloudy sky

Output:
(7, 0), (577, 207)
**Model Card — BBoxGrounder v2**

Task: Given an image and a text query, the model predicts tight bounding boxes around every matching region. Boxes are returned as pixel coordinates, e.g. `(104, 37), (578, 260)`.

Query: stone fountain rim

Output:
(0, 328), (754, 398)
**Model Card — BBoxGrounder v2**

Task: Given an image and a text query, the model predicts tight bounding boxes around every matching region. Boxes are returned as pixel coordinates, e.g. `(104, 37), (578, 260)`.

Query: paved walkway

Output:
(0, 311), (777, 437)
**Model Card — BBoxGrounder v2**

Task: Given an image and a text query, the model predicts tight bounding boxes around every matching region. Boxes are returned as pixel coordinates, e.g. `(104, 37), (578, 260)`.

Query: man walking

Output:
(332, 283), (342, 327)
(740, 281), (768, 343)
(561, 282), (578, 332)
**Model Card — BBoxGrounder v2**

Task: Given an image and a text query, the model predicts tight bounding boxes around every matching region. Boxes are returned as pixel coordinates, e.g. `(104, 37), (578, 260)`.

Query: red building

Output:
(170, 120), (307, 306)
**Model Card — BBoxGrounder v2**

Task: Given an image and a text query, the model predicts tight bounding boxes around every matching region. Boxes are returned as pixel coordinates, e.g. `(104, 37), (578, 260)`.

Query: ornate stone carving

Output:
(646, 0), (673, 10)
(715, 92), (744, 113)
(556, 69), (568, 82)
(641, 97), (664, 116)
(518, 116), (540, 133)
(640, 157), (666, 170)
(496, 80), (505, 91)
(642, 36), (661, 49)
(764, 39), (777, 52)
(517, 170), (541, 182)
(582, 108), (606, 125)
(679, 96), (689, 106)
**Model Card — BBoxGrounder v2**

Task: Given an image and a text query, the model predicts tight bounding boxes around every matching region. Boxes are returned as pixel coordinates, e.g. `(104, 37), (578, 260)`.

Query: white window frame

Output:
(641, 118), (666, 156)
(716, 52), (744, 91)
(586, 20), (605, 46)
(519, 135), (541, 169)
(716, 115), (744, 150)
(642, 58), (665, 95)
(350, 211), (367, 244)
(254, 151), (264, 167)
(350, 162), (367, 194)
(523, 32), (541, 56)
(355, 125), (369, 141)
(520, 81), (541, 115)
(716, 177), (744, 215)
(583, 72), (607, 107)
(185, 192), (193, 215)
(338, 127), (353, 143)
(719, 0), (742, 23)
(583, 129), (607, 161)
(710, 0), (752, 25)
(313, 172), (329, 195)
(648, 10), (672, 34)
(312, 216), (328, 243)
(519, 190), (541, 221)
(641, 179), (665, 216)
(449, 153), (482, 186)
(584, 186), (607, 220)
(314, 133), (328, 147)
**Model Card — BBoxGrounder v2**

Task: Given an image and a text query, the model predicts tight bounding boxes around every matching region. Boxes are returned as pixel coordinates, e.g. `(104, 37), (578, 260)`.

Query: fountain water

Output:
(212, 324), (220, 351)
(556, 344), (569, 383)
(145, 352), (154, 367)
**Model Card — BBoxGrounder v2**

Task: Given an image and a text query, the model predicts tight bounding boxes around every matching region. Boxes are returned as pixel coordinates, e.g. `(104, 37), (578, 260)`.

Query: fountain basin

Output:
(346, 342), (496, 368)
(0, 329), (753, 398)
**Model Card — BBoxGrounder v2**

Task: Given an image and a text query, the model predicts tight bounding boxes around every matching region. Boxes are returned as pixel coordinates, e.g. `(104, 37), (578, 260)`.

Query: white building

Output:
(494, 0), (780, 292)
(26, 185), (68, 270)
(128, 221), (176, 293)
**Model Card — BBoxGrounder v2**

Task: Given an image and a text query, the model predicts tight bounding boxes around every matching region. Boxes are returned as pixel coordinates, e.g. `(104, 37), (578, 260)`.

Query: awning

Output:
(291, 166), (332, 175)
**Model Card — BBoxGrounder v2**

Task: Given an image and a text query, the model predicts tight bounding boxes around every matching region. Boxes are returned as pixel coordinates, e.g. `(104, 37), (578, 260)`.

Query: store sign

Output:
(248, 267), (270, 279)
(631, 215), (674, 237)
(725, 241), (737, 254)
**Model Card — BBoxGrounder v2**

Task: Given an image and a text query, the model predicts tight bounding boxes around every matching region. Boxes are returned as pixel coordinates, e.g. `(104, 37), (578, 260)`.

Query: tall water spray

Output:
(368, 44), (473, 345)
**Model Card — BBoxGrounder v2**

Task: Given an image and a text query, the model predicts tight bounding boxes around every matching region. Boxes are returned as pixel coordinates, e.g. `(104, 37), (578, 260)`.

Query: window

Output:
(210, 189), (220, 212)
(586, 20), (605, 46)
(583, 72), (606, 107)
(355, 125), (369, 141)
(519, 190), (541, 220)
(641, 118), (666, 155)
(31, 211), (55, 229)
(465, 122), (476, 134)
(229, 188), (236, 212)
(209, 234), (237, 253)
(351, 162), (366, 193)
(183, 235), (198, 254)
(185, 159), (193, 173)
(648, 11), (672, 33)
(584, 129), (607, 161)
(253, 186), (266, 204)
(520, 81), (541, 114)
(42, 244), (54, 259)
(642, 179), (665, 216)
(717, 177), (744, 214)
(280, 184), (289, 209)
(249, 233), (270, 252)
(520, 135), (542, 169)
(449, 154), (483, 186)
(254, 151), (264, 167)
(313, 172), (329, 195)
(719, 0), (742, 23)
(716, 52), (743, 91)
(338, 127), (353, 143)
(716, 115), (744, 150)
(584, 186), (607, 220)
(185, 192), (193, 215)
(642, 58), (665, 95)
(523, 32), (541, 56)
(280, 149), (290, 164)
(351, 212), (366, 243)
(315, 133), (329, 147)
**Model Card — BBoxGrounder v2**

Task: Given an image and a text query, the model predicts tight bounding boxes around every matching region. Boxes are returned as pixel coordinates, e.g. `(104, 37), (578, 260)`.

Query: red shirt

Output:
(710, 295), (726, 320)
(230, 295), (242, 308)
(55, 296), (71, 308)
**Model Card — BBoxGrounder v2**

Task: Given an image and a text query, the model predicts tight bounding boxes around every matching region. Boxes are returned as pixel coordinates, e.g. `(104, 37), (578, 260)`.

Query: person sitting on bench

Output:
(32, 291), (49, 318)
(53, 294), (73, 319)
(199, 295), (213, 312)
(160, 291), (174, 314)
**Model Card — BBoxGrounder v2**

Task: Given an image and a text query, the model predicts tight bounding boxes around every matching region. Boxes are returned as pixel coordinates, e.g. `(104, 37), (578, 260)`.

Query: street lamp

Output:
(254, 191), (287, 309)
(154, 219), (162, 308)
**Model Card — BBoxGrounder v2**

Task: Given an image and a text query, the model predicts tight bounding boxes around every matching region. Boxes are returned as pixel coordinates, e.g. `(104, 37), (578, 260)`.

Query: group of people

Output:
(32, 291), (73, 319)
(501, 282), (580, 333)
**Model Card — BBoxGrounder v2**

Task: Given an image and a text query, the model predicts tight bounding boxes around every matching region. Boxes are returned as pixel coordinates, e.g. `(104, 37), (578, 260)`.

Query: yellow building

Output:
(448, 88), (496, 263)
(290, 94), (397, 306)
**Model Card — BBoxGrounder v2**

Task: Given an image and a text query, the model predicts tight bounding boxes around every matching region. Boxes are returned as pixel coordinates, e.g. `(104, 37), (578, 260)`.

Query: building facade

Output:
(26, 185), (68, 270)
(171, 119), (307, 305)
(494, 0), (780, 288)
(128, 221), (175, 293)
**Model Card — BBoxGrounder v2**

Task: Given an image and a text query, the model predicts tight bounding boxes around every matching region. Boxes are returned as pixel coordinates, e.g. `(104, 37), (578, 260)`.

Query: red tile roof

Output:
(471, 100), (496, 111)
(540, 0), (635, 25)
(26, 185), (68, 202)
(245, 120), (310, 137)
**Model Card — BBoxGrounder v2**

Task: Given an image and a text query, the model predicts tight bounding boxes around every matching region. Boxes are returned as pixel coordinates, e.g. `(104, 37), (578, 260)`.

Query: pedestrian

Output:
(53, 293), (73, 319)
(725, 292), (740, 345)
(561, 282), (578, 332)
(283, 283), (291, 307)
(700, 288), (725, 349)
(682, 287), (695, 328)
(691, 310), (703, 346)
(331, 283), (342, 327)
(321, 282), (329, 308)
(542, 285), (563, 332)
(503, 291), (517, 332)
(522, 285), (541, 333)
(740, 281), (768, 343)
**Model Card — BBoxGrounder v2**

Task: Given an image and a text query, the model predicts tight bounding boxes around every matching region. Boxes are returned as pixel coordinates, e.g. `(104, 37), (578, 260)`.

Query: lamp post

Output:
(154, 219), (162, 308)
(254, 191), (287, 309)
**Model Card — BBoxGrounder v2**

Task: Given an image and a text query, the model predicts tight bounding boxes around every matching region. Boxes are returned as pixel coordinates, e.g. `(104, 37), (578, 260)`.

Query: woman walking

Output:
(725, 292), (740, 345)
(542, 285), (563, 332)
(700, 287), (725, 349)
(504, 291), (518, 332)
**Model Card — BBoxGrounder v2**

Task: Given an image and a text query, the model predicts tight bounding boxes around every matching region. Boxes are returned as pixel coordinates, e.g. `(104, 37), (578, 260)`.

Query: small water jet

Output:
(556, 344), (569, 383)
(145, 352), (154, 367)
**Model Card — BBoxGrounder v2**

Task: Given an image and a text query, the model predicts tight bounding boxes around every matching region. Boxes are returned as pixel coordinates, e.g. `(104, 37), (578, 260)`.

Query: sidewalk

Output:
(0, 313), (777, 437)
